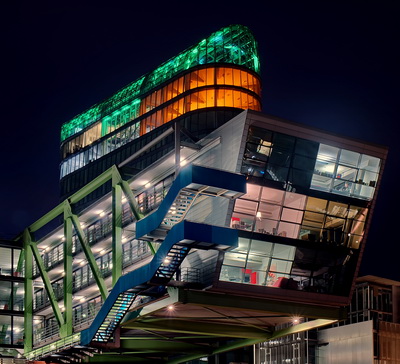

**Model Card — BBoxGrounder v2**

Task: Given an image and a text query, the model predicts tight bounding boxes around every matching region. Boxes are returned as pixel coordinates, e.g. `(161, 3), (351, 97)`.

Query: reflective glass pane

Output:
(249, 240), (273, 257)
(223, 252), (247, 267)
(260, 187), (284, 204)
(0, 316), (11, 344)
(277, 222), (300, 239)
(234, 199), (257, 215)
(360, 154), (380, 172)
(231, 213), (254, 231)
(281, 208), (303, 224)
(327, 201), (348, 217)
(339, 149), (360, 167)
(272, 244), (295, 260)
(306, 197), (327, 213)
(0, 247), (11, 276)
(336, 165), (358, 182)
(13, 316), (24, 345)
(317, 144), (339, 163)
(283, 192), (306, 209)
(242, 183), (261, 201)
(270, 259), (293, 274)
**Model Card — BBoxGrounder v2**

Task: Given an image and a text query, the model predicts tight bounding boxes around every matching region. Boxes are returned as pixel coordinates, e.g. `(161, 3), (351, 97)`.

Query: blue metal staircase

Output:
(80, 165), (246, 345)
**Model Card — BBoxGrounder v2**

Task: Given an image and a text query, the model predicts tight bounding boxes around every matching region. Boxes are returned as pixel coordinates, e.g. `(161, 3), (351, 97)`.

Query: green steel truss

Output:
(60, 24), (260, 142)
(22, 165), (148, 354)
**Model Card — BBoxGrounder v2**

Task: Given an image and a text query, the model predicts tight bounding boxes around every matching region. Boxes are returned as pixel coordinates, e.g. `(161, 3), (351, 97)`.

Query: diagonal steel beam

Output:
(68, 211), (108, 300)
(28, 233), (65, 327)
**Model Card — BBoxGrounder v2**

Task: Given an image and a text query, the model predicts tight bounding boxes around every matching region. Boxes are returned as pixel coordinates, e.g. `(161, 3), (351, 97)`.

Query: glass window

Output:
(260, 187), (284, 204)
(0, 247), (11, 276)
(223, 252), (246, 268)
(258, 202), (281, 220)
(317, 144), (339, 163)
(277, 221), (301, 239)
(272, 244), (295, 260)
(327, 201), (348, 217)
(284, 192), (306, 209)
(336, 165), (358, 182)
(281, 208), (303, 224)
(270, 258), (292, 274)
(13, 282), (24, 311)
(255, 217), (278, 235)
(248, 240), (273, 257)
(242, 184), (261, 201)
(0, 281), (11, 309)
(360, 154), (380, 173)
(234, 199), (257, 215)
(0, 315), (11, 345)
(306, 197), (327, 213)
(339, 149), (360, 167)
(231, 213), (254, 231)
(13, 316), (24, 345)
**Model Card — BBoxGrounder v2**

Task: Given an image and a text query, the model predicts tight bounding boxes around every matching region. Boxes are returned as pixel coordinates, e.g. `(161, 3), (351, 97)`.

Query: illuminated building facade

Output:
(59, 24), (262, 204)
(0, 239), (24, 360)
(18, 25), (388, 363)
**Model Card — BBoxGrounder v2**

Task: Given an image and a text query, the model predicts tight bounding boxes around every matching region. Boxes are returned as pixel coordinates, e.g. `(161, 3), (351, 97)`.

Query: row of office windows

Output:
(220, 235), (352, 295)
(59, 109), (238, 202)
(242, 126), (381, 201)
(60, 86), (259, 179)
(33, 239), (151, 312)
(0, 246), (23, 277)
(231, 183), (367, 248)
(61, 66), (261, 159)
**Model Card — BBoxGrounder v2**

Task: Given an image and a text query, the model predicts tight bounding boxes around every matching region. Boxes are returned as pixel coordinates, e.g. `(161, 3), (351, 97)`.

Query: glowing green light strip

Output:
(61, 24), (260, 142)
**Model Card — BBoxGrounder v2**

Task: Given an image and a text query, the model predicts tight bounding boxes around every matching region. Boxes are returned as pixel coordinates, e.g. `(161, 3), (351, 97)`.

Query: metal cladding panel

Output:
(317, 321), (374, 364)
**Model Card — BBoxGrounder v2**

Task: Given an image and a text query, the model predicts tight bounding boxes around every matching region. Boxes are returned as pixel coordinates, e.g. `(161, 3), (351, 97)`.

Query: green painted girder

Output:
(120, 338), (210, 353)
(27, 231), (65, 328)
(88, 354), (162, 363)
(178, 289), (347, 321)
(69, 213), (108, 301)
(123, 318), (271, 339)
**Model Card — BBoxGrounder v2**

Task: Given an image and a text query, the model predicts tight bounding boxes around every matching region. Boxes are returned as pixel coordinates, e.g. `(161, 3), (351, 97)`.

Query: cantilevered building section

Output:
(19, 25), (388, 363)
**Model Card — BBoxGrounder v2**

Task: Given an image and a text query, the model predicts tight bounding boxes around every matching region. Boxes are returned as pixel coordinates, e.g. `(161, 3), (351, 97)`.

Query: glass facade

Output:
(60, 24), (260, 142)
(0, 242), (24, 348)
(231, 183), (367, 248)
(221, 123), (383, 297)
(60, 66), (261, 179)
(242, 126), (381, 200)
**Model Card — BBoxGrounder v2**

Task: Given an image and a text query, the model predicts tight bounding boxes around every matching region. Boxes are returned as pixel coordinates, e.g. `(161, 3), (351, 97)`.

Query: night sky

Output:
(1, 2), (399, 280)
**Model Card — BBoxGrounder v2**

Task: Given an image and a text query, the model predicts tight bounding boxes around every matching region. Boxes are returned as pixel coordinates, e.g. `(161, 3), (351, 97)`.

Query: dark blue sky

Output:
(1, 1), (399, 279)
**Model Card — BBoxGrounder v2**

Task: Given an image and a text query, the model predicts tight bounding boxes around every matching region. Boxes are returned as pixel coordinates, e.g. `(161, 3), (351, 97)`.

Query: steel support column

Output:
(23, 229), (33, 353)
(62, 209), (73, 337)
(112, 180), (123, 285)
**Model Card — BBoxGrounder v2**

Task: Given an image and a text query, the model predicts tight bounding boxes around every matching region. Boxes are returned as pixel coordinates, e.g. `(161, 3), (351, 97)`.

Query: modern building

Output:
(17, 24), (388, 363)
(0, 239), (25, 361)
(255, 275), (400, 364)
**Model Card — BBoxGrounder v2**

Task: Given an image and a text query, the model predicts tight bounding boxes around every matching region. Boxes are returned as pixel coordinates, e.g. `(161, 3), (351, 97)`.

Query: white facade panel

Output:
(317, 321), (374, 364)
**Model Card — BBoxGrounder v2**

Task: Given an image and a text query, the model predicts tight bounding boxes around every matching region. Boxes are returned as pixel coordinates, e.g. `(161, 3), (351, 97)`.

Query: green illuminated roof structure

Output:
(60, 24), (260, 142)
